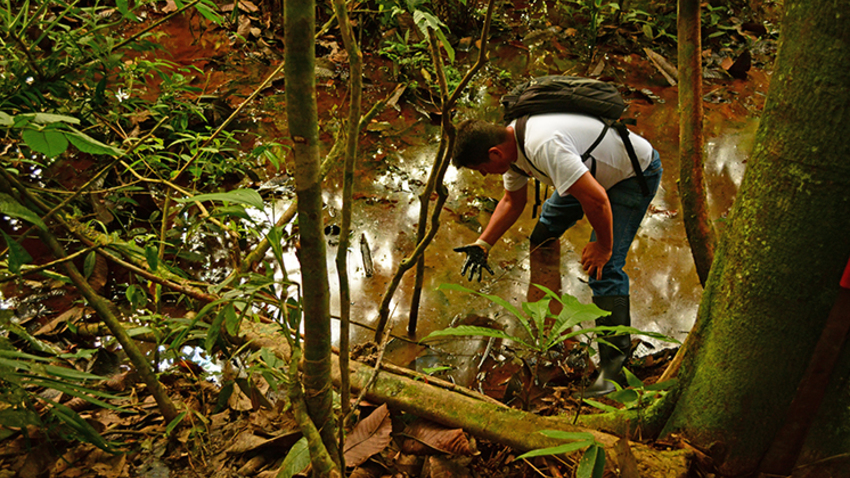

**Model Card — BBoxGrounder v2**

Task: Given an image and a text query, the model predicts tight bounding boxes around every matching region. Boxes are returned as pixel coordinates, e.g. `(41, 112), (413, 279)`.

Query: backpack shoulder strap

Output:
(514, 116), (548, 178)
(514, 115), (546, 218)
(612, 121), (650, 196)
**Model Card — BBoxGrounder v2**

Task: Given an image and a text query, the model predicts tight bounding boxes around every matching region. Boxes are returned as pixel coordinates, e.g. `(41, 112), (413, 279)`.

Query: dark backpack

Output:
(500, 76), (649, 216)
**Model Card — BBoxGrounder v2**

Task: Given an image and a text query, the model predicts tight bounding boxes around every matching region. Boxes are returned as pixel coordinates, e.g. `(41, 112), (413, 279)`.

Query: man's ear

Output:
(488, 145), (503, 162)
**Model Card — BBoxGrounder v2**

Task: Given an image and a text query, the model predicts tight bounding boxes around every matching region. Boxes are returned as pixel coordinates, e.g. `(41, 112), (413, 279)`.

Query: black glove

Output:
(454, 244), (494, 282)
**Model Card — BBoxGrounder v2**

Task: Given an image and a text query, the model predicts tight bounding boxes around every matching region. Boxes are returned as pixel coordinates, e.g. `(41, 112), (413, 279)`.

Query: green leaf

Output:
(607, 388), (639, 405)
(125, 284), (148, 309)
(66, 129), (124, 156)
(211, 204), (252, 221)
(437, 283), (532, 338)
(624, 368), (643, 388)
(644, 378), (677, 391)
(83, 251), (96, 278)
(206, 306), (227, 352)
(577, 444), (606, 478)
(0, 194), (47, 231)
(22, 128), (68, 157)
(1, 230), (32, 274)
(515, 440), (593, 460)
(49, 402), (113, 450)
(421, 325), (531, 349)
(422, 365), (452, 374)
(434, 29), (455, 62)
(165, 410), (188, 436)
(582, 398), (620, 412)
(145, 245), (159, 271)
(276, 437), (310, 478)
(523, 298), (550, 336)
(223, 303), (240, 336)
(28, 113), (80, 124)
(175, 189), (264, 210)
(0, 111), (13, 126)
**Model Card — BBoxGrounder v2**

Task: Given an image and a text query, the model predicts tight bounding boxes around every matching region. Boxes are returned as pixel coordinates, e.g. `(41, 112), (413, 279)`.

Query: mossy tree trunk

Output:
(657, 1), (850, 475)
(284, 0), (339, 465)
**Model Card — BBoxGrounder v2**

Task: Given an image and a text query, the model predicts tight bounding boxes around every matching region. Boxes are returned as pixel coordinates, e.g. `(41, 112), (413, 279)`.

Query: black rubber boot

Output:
(584, 295), (631, 398)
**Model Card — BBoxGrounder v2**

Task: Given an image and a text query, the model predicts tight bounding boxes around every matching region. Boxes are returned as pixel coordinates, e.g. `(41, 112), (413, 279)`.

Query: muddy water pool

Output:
(266, 82), (761, 379)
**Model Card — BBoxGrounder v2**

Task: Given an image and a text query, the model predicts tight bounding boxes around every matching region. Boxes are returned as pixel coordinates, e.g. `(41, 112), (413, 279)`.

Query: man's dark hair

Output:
(452, 119), (508, 169)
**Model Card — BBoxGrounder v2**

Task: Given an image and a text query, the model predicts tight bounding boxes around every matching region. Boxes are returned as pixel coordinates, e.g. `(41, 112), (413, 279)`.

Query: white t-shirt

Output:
(503, 113), (654, 196)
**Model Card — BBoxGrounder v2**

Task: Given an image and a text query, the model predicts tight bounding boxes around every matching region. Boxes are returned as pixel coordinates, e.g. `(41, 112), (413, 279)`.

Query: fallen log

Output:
(240, 321), (693, 476)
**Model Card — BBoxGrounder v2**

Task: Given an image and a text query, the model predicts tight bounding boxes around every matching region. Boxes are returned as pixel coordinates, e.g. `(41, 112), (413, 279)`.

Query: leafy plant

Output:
(515, 430), (606, 478)
(0, 333), (124, 451)
(424, 283), (675, 361)
(584, 368), (676, 413)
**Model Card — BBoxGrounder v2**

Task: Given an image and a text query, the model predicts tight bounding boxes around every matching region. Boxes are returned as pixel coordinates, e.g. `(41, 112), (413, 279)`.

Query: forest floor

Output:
(0, 0), (782, 477)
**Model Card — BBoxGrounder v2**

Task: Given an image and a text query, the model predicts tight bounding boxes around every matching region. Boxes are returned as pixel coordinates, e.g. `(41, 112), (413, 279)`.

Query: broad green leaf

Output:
(422, 325), (531, 349)
(576, 444), (606, 478)
(83, 251), (96, 278)
(66, 129), (124, 156)
(145, 245), (159, 271)
(0, 193), (47, 230)
(1, 229), (32, 274)
(211, 204), (252, 221)
(0, 111), (12, 126)
(515, 440), (593, 460)
(22, 128), (68, 157)
(29, 113), (80, 124)
(522, 298), (550, 339)
(437, 283), (532, 338)
(276, 437), (310, 478)
(434, 29), (455, 62)
(49, 402), (113, 450)
(223, 303), (240, 336)
(175, 189), (264, 210)
(607, 388), (639, 405)
(624, 368), (643, 388)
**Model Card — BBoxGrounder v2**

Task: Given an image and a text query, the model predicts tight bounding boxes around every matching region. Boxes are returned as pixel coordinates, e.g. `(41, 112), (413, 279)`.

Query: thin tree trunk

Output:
(330, 0), (363, 462)
(677, 0), (715, 287)
(658, 1), (850, 474)
(284, 0), (339, 465)
(374, 0), (497, 340)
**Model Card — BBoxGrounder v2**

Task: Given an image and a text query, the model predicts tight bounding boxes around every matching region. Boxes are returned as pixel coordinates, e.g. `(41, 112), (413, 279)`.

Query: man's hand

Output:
(454, 244), (494, 282)
(581, 241), (612, 280)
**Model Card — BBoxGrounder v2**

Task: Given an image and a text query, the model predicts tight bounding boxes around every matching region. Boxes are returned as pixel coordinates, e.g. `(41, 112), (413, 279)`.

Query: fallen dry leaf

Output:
(399, 418), (475, 456)
(343, 403), (392, 467)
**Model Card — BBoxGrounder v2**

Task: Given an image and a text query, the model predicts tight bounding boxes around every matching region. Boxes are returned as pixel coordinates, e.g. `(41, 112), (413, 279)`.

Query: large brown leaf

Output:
(399, 418), (476, 456)
(343, 403), (392, 467)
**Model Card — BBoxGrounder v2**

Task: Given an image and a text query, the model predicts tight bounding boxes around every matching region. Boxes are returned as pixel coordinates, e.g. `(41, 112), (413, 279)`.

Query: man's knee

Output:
(530, 221), (560, 247)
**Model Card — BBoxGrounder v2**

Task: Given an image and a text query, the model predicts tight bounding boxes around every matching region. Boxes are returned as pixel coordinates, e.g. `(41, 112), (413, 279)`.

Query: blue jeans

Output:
(535, 151), (663, 297)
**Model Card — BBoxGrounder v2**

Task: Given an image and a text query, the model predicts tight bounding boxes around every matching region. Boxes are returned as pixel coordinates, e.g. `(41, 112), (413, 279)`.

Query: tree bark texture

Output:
(659, 1), (850, 474)
(677, 0), (716, 287)
(284, 0), (339, 463)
